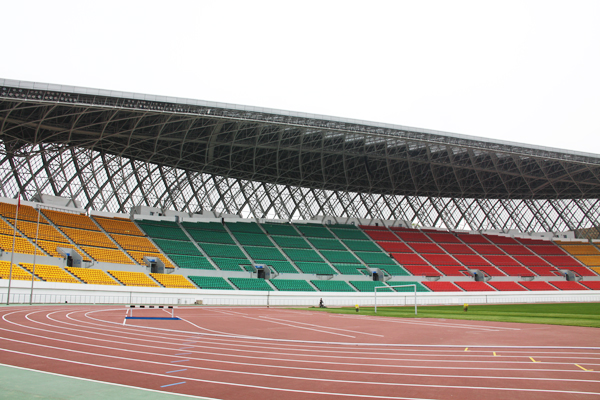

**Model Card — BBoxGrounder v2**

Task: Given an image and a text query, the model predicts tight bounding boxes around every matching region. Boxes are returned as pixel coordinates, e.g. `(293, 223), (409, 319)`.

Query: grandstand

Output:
(0, 79), (599, 306)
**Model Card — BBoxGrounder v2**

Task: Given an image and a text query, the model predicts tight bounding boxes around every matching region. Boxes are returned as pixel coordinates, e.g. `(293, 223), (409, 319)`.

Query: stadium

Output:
(1, 79), (599, 399)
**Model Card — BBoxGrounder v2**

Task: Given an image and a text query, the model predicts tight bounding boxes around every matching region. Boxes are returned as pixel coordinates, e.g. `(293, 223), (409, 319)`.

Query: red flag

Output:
(17, 193), (20, 209)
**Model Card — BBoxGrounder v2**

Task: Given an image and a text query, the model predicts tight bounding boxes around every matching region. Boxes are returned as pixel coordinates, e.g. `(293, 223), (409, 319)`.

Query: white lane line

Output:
(334, 314), (518, 332)
(1, 319), (599, 385)
(259, 315), (384, 337)
(161, 381), (186, 388)
(0, 346), (598, 398)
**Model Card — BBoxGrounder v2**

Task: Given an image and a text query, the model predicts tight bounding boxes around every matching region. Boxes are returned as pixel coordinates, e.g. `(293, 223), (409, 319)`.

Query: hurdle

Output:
(125, 305), (180, 321)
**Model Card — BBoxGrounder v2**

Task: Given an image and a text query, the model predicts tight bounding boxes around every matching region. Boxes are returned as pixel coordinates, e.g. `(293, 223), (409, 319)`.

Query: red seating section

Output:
(543, 256), (581, 267)
(408, 242), (444, 253)
(425, 233), (461, 243)
(392, 253), (428, 265)
(484, 255), (520, 266)
(513, 255), (549, 266)
(457, 234), (489, 244)
(365, 230), (398, 241)
(455, 282), (496, 292)
(528, 245), (566, 256)
(483, 235), (520, 245)
(435, 266), (471, 276)
(476, 266), (506, 276)
(422, 254), (459, 266)
(379, 242), (412, 252)
(550, 281), (589, 290)
(422, 281), (462, 292)
(499, 245), (534, 255)
(519, 281), (558, 291)
(395, 232), (431, 242)
(439, 243), (474, 254)
(528, 266), (560, 276)
(470, 244), (504, 255)
(559, 266), (597, 277)
(488, 281), (527, 291)
(581, 281), (600, 290)
(453, 254), (490, 266)
(498, 266), (534, 276)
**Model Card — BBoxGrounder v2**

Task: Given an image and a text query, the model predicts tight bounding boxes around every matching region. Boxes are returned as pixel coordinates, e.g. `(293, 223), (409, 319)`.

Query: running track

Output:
(0, 305), (599, 400)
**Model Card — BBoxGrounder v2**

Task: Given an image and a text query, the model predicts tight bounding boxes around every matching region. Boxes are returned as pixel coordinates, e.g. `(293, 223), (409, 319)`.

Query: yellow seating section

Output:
(108, 270), (160, 287)
(576, 256), (600, 267)
(0, 261), (40, 281)
(111, 234), (157, 252)
(127, 250), (174, 268)
(94, 216), (144, 236)
(150, 273), (196, 289)
(0, 219), (18, 235)
(560, 244), (600, 256)
(61, 227), (117, 249)
(16, 220), (66, 242)
(65, 266), (120, 285)
(42, 209), (100, 231)
(20, 263), (81, 284)
(81, 246), (135, 264)
(33, 239), (91, 261)
(592, 267), (600, 275)
(0, 202), (41, 223)
(0, 234), (44, 255)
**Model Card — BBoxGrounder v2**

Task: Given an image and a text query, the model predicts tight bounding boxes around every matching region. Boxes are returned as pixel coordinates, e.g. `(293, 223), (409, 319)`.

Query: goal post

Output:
(374, 284), (417, 315)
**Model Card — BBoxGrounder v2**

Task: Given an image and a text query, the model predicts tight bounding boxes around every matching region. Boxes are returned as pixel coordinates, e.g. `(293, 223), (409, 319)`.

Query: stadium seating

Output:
(528, 245), (567, 256)
(0, 261), (39, 281)
(355, 251), (396, 266)
(559, 244), (600, 256)
(310, 280), (356, 292)
(111, 234), (159, 252)
(580, 281), (600, 290)
(150, 273), (196, 289)
(272, 235), (311, 249)
(330, 227), (369, 240)
(483, 255), (520, 266)
(270, 279), (315, 291)
(422, 254), (459, 266)
(543, 255), (583, 267)
(435, 266), (472, 276)
(499, 245), (534, 255)
(455, 282), (496, 291)
(294, 262), (337, 275)
(378, 242), (412, 252)
(487, 281), (527, 291)
(364, 230), (398, 241)
(518, 281), (558, 291)
(319, 250), (361, 264)
(402, 265), (441, 276)
(379, 265), (410, 276)
(331, 264), (363, 275)
(107, 270), (160, 287)
(498, 266), (534, 276)
(283, 248), (325, 262)
(395, 232), (431, 242)
(308, 238), (346, 250)
(439, 243), (475, 254)
(187, 230), (235, 244)
(261, 223), (300, 236)
(228, 277), (273, 291)
(127, 251), (174, 269)
(232, 232), (274, 247)
(475, 266), (506, 276)
(66, 267), (120, 285)
(575, 256), (600, 266)
(61, 228), (117, 248)
(211, 257), (247, 271)
(342, 240), (381, 252)
(528, 266), (561, 276)
(136, 220), (189, 241)
(422, 281), (462, 292)
(0, 202), (42, 223)
(169, 255), (215, 269)
(483, 235), (520, 245)
(350, 281), (393, 292)
(556, 266), (598, 277)
(42, 209), (100, 231)
(20, 263), (80, 284)
(386, 281), (430, 292)
(198, 242), (247, 259)
(513, 255), (550, 266)
(408, 242), (444, 253)
(94, 216), (145, 236)
(81, 246), (135, 264)
(392, 253), (428, 265)
(255, 260), (298, 274)
(457, 233), (489, 244)
(294, 224), (335, 238)
(470, 244), (504, 255)
(424, 232), (461, 243)
(549, 281), (589, 290)
(453, 254), (490, 266)
(188, 275), (234, 290)
(0, 234), (44, 256)
(244, 246), (286, 261)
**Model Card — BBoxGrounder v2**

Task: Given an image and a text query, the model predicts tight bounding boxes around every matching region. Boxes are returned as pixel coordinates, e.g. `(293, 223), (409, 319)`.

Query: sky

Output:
(2, 1), (599, 155)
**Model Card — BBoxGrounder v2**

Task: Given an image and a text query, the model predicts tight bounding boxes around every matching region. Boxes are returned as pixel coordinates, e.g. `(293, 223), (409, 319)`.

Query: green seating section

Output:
(255, 260), (298, 274)
(244, 246), (286, 261)
(295, 262), (337, 275)
(331, 229), (369, 240)
(272, 235), (311, 249)
(153, 239), (203, 256)
(343, 240), (380, 252)
(350, 281), (394, 292)
(379, 265), (410, 276)
(241, 264), (254, 272)
(169, 255), (215, 270)
(227, 222), (263, 234)
(262, 223), (300, 236)
(387, 281), (430, 292)
(355, 251), (396, 265)
(212, 257), (247, 271)
(327, 224), (359, 229)
(188, 275), (234, 290)
(181, 221), (227, 232)
(233, 232), (273, 247)
(198, 242), (246, 259)
(283, 248), (324, 262)
(270, 279), (316, 291)
(187, 230), (235, 244)
(332, 264), (363, 275)
(136, 221), (189, 241)
(311, 280), (356, 292)
(308, 238), (346, 250)
(320, 250), (361, 264)
(295, 224), (335, 238)
(229, 277), (273, 291)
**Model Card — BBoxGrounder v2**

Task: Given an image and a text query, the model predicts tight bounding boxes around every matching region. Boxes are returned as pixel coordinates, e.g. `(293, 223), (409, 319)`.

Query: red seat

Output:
(543, 255), (582, 267)
(422, 281), (463, 292)
(395, 232), (431, 242)
(488, 281), (527, 291)
(408, 242), (445, 253)
(484, 255), (520, 266)
(457, 234), (490, 244)
(516, 238), (550, 245)
(519, 281), (558, 291)
(425, 232), (461, 243)
(378, 242), (412, 252)
(365, 230), (398, 241)
(550, 281), (589, 290)
(483, 235), (520, 245)
(435, 266), (472, 276)
(528, 266), (561, 276)
(470, 244), (504, 255)
(422, 254), (459, 266)
(498, 266), (534, 276)
(439, 243), (475, 254)
(454, 254), (490, 266)
(475, 266), (506, 276)
(499, 245), (534, 256)
(528, 245), (567, 256)
(513, 255), (549, 266)
(580, 281), (600, 290)
(455, 281), (496, 292)
(391, 253), (427, 265)
(559, 266), (597, 277)
(359, 225), (388, 230)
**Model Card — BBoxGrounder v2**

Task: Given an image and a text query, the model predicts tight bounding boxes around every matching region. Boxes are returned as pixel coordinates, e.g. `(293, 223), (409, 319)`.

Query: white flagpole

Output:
(29, 204), (41, 305)
(7, 194), (20, 305)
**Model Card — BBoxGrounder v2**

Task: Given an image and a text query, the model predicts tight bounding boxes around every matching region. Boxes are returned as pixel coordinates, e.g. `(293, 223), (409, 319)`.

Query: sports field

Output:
(310, 302), (600, 328)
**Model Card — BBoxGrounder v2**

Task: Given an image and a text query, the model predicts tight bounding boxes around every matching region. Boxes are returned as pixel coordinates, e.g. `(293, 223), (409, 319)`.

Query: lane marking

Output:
(576, 364), (593, 371)
(494, 352), (498, 357)
(530, 357), (539, 363)
(259, 316), (385, 337)
(464, 348), (469, 352)
(166, 369), (188, 374)
(160, 381), (186, 388)
(175, 353), (191, 355)
(170, 359), (189, 363)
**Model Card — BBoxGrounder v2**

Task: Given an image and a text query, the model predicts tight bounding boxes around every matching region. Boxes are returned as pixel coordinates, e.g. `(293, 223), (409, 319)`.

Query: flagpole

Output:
(7, 194), (20, 305)
(29, 204), (41, 305)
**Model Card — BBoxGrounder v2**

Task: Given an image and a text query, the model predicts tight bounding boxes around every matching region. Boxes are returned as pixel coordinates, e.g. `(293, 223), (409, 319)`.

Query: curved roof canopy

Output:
(1, 79), (600, 200)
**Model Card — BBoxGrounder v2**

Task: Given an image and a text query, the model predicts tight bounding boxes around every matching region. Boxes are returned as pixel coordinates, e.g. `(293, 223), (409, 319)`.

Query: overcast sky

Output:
(2, 1), (599, 155)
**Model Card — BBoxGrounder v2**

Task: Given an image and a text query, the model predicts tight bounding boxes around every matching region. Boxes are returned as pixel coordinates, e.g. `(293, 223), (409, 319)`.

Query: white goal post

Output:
(374, 284), (417, 315)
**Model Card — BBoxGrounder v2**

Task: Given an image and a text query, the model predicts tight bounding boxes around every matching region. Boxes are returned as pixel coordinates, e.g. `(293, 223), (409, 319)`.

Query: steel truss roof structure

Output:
(1, 79), (599, 232)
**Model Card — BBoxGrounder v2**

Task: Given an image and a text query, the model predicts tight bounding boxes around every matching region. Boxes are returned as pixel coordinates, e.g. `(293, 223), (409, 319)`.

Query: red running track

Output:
(0, 305), (599, 400)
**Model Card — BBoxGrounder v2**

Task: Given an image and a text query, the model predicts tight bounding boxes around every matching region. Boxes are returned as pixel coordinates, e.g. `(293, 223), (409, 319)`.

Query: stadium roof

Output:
(2, 79), (600, 200)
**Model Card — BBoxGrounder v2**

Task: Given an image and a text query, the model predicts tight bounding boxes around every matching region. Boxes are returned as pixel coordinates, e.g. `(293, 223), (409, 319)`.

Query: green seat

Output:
(187, 230), (235, 245)
(181, 221), (227, 232)
(229, 277), (273, 291)
(331, 229), (369, 240)
(136, 221), (189, 241)
(350, 280), (393, 292)
(270, 279), (315, 291)
(332, 264), (363, 275)
(153, 239), (203, 256)
(355, 251), (396, 265)
(169, 255), (215, 270)
(255, 260), (298, 274)
(308, 238), (346, 250)
(343, 240), (380, 252)
(227, 222), (263, 234)
(295, 224), (335, 238)
(387, 281), (430, 292)
(272, 235), (311, 249)
(245, 246), (286, 261)
(212, 257), (247, 271)
(320, 250), (361, 264)
(234, 232), (274, 247)
(311, 280), (356, 292)
(283, 248), (325, 262)
(295, 262), (337, 275)
(199, 242), (246, 259)
(188, 275), (234, 289)
(262, 223), (300, 236)
(380, 265), (410, 276)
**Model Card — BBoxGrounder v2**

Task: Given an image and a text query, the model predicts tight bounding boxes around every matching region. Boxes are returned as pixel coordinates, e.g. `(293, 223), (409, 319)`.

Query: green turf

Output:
(308, 302), (600, 328)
